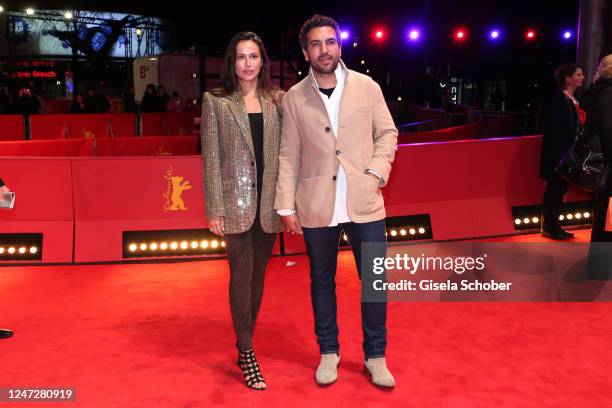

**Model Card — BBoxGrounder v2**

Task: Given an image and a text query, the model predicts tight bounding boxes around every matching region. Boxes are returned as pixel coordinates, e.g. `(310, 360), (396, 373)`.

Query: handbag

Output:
(556, 126), (610, 193)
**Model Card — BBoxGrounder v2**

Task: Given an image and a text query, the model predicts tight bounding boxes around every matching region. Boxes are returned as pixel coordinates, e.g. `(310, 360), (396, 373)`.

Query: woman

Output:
(201, 32), (283, 390)
(69, 93), (87, 114)
(539, 64), (585, 240)
(140, 84), (160, 112)
(587, 56), (612, 245)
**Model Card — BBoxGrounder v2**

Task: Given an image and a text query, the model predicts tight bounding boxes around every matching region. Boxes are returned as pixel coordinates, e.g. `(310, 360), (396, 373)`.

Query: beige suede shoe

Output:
(315, 353), (340, 385)
(364, 357), (395, 388)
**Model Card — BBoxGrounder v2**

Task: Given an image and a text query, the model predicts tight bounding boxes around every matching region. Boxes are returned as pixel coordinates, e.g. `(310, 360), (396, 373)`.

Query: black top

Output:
(248, 112), (264, 205)
(319, 87), (335, 98)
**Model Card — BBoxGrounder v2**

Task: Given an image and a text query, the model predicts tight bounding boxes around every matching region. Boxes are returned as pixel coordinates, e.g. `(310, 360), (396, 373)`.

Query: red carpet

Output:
(1, 230), (612, 407)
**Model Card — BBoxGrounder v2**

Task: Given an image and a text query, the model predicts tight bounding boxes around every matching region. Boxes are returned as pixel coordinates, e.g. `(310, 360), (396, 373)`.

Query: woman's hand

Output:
(208, 216), (225, 236)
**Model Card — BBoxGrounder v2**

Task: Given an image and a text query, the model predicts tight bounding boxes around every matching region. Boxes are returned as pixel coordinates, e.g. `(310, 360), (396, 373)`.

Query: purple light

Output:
(489, 29), (500, 40)
(563, 31), (573, 40)
(407, 28), (421, 41)
(340, 30), (350, 40)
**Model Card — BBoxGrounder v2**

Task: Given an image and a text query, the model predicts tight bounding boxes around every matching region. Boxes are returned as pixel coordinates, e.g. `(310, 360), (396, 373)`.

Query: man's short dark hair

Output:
(299, 14), (341, 50)
(554, 63), (581, 86)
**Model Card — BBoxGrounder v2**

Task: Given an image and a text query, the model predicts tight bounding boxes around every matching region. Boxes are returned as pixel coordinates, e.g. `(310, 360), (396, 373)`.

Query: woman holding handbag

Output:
(539, 64), (586, 240)
(201, 31), (283, 390)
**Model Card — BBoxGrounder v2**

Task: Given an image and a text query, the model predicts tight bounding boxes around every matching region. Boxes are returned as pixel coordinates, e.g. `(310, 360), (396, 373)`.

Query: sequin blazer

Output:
(201, 90), (284, 234)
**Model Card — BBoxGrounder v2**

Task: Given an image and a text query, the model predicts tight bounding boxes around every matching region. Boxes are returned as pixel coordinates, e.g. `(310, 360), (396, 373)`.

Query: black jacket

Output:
(539, 89), (578, 179)
(582, 78), (612, 191)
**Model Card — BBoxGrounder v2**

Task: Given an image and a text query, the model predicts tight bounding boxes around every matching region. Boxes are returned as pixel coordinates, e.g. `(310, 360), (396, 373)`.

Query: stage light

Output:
(352, 42), (358, 48)
(366, 69), (370, 73)
(170, 242), (178, 250)
(575, 213), (582, 219)
(360, 59), (366, 65)
(584, 212), (590, 218)
(297, 71), (302, 76)
(374, 30), (384, 40)
(0, 248), (4, 254)
(149, 243), (158, 251)
(523, 218), (530, 224)
(525, 30), (536, 40)
(418, 228), (426, 234)
(221, 241), (226, 248)
(397, 96), (402, 101)
(136, 28), (143, 37)
(190, 241), (199, 249)
(64, 11), (73, 19)
(200, 240), (209, 249)
(8, 247), (15, 254)
(180, 241), (189, 250)
(407, 28), (421, 41)
(563, 31), (573, 40)
(532, 217), (539, 224)
(515, 219), (522, 225)
(566, 214), (573, 220)
(400, 229), (407, 236)
(18, 247), (26, 254)
(139, 243), (147, 251)
(25, 8), (34, 15)
(390, 230), (398, 237)
(489, 29), (501, 40)
(0, 6), (4, 13)
(29, 246), (38, 254)
(341, 30), (350, 40)
(129, 244), (137, 252)
(409, 228), (416, 235)
(211, 240), (219, 249)
(454, 28), (467, 42)
(559, 215), (565, 221)
(160, 242), (168, 250)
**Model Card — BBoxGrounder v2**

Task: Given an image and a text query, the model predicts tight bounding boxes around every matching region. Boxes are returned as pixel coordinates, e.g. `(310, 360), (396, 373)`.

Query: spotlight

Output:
(454, 28), (467, 42)
(397, 96), (402, 101)
(566, 214), (573, 220)
(200, 240), (209, 249)
(341, 31), (350, 40)
(190, 241), (199, 249)
(575, 213), (582, 219)
(400, 229), (407, 236)
(135, 28), (143, 37)
(374, 30), (384, 40)
(532, 217), (539, 224)
(563, 31), (573, 40)
(149, 243), (158, 251)
(8, 247), (15, 254)
(409, 228), (416, 235)
(407, 28), (421, 41)
(64, 11), (73, 19)
(515, 219), (522, 225)
(25, 8), (34, 15)
(160, 242), (168, 250)
(360, 59), (366, 65)
(523, 218), (530, 224)
(418, 228), (426, 234)
(170, 242), (178, 250)
(559, 215), (565, 221)
(0, 248), (4, 254)
(29, 246), (38, 254)
(211, 240), (219, 249)
(129, 244), (137, 252)
(18, 247), (26, 254)
(584, 212), (590, 218)
(352, 42), (358, 48)
(489, 29), (501, 40)
(139, 243), (147, 251)
(525, 30), (537, 40)
(390, 230), (398, 237)
(221, 241), (226, 248)
(180, 241), (189, 250)
(0, 6), (4, 13)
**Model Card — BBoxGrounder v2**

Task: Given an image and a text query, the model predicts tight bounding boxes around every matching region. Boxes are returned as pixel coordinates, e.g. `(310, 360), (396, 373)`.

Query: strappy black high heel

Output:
(237, 349), (266, 390)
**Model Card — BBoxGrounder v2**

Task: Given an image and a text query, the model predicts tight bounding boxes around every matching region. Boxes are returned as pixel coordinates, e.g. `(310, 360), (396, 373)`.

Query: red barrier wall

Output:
(0, 139), (94, 156)
(0, 115), (25, 141)
(141, 112), (197, 136)
(95, 136), (199, 156)
(30, 114), (137, 140)
(0, 158), (75, 263)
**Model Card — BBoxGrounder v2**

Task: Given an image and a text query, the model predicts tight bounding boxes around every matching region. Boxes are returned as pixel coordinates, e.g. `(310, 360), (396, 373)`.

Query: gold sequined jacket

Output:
(201, 90), (284, 234)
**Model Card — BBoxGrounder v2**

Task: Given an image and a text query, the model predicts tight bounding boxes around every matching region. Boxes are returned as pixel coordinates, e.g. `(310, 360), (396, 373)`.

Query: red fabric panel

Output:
(94, 136), (200, 156)
(40, 98), (71, 114)
(30, 114), (137, 140)
(0, 221), (73, 263)
(141, 112), (197, 136)
(0, 139), (94, 157)
(0, 115), (25, 141)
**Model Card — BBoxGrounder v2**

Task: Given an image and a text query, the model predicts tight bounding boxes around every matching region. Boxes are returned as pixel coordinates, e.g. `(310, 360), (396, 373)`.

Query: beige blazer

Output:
(201, 90), (283, 234)
(274, 65), (398, 228)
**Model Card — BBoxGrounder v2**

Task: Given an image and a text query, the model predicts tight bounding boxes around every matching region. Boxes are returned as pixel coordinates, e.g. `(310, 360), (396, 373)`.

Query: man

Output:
(275, 15), (398, 388)
(0, 178), (14, 339)
(84, 87), (111, 113)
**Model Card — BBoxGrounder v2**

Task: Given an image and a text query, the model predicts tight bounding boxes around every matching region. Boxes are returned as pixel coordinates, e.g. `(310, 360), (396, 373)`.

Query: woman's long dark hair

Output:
(211, 31), (277, 100)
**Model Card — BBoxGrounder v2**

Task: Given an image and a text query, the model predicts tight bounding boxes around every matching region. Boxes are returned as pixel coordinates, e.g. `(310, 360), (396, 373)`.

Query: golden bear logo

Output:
(82, 129), (96, 139)
(163, 165), (192, 212)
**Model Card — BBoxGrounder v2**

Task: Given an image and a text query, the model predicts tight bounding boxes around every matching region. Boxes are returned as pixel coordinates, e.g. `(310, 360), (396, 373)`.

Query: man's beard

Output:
(311, 57), (339, 75)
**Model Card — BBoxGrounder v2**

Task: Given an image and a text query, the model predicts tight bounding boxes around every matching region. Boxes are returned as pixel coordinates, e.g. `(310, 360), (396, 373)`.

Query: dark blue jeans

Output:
(303, 219), (387, 358)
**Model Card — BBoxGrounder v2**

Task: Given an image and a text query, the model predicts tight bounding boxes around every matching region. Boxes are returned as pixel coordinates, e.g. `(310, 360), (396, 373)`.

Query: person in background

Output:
(69, 92), (87, 114)
(168, 91), (183, 112)
(141, 84), (161, 113)
(0, 178), (14, 340)
(84, 87), (111, 113)
(157, 85), (169, 112)
(539, 64), (585, 240)
(11, 87), (41, 116)
(123, 85), (138, 113)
